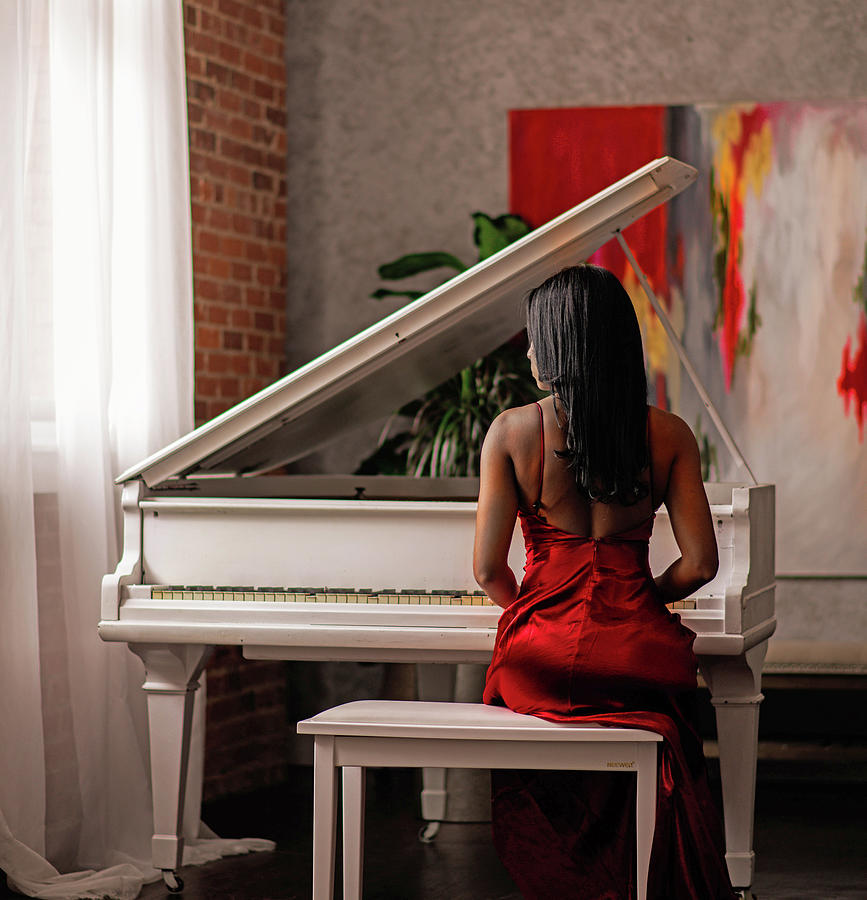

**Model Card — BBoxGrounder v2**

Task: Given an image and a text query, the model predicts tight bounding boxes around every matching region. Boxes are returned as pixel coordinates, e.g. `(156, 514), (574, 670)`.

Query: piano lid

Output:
(120, 157), (697, 488)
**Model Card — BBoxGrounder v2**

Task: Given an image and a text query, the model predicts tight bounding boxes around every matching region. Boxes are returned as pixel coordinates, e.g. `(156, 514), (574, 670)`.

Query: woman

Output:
(474, 265), (737, 899)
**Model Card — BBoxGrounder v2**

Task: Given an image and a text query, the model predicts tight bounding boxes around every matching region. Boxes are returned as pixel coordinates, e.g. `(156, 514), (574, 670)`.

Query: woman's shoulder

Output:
(485, 401), (544, 452)
(648, 406), (701, 457)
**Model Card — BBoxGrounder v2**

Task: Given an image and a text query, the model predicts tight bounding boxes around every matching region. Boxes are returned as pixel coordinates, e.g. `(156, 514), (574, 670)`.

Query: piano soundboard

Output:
(100, 158), (774, 892)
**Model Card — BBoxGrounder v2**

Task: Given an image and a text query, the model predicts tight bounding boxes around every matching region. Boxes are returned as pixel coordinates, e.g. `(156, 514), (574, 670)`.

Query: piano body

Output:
(99, 158), (775, 892)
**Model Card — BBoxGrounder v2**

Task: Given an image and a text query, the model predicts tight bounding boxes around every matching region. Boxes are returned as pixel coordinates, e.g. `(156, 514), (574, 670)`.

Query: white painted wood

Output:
(128, 643), (212, 875)
(101, 482), (773, 892)
(342, 767), (364, 900)
(301, 701), (661, 900)
(312, 735), (338, 900)
(416, 664), (456, 821)
(635, 742), (658, 900)
(114, 484), (770, 634)
(139, 497), (524, 592)
(100, 481), (143, 620)
(699, 642), (768, 890)
(116, 158), (697, 487)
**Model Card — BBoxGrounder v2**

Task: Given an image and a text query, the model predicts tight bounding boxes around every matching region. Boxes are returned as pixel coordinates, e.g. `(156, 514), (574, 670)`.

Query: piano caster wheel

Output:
(162, 870), (184, 893)
(736, 892), (756, 899)
(418, 821), (440, 843)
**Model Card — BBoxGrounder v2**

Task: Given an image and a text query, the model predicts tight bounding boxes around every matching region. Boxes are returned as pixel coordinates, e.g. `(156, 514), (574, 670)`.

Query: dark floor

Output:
(125, 759), (866, 900)
(3, 761), (864, 899)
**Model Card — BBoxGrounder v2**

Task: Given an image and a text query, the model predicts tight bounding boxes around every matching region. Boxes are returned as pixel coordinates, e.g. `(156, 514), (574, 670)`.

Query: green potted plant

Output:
(357, 213), (544, 477)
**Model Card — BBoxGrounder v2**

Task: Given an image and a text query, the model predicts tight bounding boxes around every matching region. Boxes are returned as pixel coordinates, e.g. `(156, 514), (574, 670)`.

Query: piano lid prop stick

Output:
(615, 231), (758, 486)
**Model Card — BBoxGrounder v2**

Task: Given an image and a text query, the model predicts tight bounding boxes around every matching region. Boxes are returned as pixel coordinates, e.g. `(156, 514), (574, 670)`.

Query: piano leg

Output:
(416, 664), (456, 827)
(130, 642), (213, 885)
(698, 641), (768, 892)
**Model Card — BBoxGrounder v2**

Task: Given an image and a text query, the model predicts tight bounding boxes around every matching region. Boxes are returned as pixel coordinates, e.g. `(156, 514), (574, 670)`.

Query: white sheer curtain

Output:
(0, 2), (270, 897)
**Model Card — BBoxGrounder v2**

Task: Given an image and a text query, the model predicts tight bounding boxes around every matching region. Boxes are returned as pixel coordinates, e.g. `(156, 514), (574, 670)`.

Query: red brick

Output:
(266, 13), (283, 37)
(217, 39), (242, 66)
(222, 19), (248, 45)
(252, 79), (274, 102)
(207, 207), (232, 230)
(203, 256), (231, 279)
(255, 266), (277, 287)
(244, 242), (267, 262)
(197, 230), (221, 253)
(217, 0), (243, 20)
(196, 375), (219, 396)
(220, 235), (245, 257)
(188, 79), (216, 104)
(245, 287), (266, 306)
(190, 128), (217, 152)
(197, 325), (220, 348)
(206, 351), (232, 373)
(198, 10), (223, 35)
(223, 330), (243, 350)
(251, 171), (273, 191)
(206, 304), (230, 324)
(230, 354), (251, 375)
(219, 282), (242, 304)
(214, 87), (242, 114)
(218, 376), (241, 396)
(186, 31), (220, 57)
(256, 356), (276, 378)
(185, 55), (204, 77)
(239, 5), (264, 29)
(253, 311), (274, 331)
(231, 261), (252, 281)
(230, 308), (252, 328)
(242, 98), (262, 120)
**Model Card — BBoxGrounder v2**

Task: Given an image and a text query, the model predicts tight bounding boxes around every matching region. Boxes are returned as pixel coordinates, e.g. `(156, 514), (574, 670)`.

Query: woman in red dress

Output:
(474, 265), (737, 899)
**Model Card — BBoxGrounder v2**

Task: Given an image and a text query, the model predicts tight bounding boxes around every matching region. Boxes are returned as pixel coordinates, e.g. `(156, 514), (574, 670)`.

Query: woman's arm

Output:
(473, 413), (520, 608)
(654, 416), (719, 603)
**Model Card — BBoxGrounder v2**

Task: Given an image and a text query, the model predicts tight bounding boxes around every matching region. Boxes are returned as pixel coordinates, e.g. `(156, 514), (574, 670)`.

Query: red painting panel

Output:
(509, 105), (669, 299)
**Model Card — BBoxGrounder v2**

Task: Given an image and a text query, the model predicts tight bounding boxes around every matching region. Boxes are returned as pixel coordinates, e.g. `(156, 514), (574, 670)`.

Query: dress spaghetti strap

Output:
(532, 401), (545, 516)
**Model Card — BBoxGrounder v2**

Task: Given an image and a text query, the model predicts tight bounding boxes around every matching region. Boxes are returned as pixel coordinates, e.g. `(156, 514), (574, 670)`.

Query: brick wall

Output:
(183, 0), (292, 800)
(184, 0), (288, 426)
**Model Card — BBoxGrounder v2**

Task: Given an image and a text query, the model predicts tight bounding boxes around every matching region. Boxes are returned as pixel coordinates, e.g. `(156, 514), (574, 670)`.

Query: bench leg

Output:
(342, 767), (365, 900)
(313, 736), (338, 900)
(635, 744), (658, 900)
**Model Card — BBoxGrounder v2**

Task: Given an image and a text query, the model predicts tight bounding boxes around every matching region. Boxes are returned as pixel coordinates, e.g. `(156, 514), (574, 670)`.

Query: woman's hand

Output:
(473, 413), (520, 608)
(654, 415), (719, 603)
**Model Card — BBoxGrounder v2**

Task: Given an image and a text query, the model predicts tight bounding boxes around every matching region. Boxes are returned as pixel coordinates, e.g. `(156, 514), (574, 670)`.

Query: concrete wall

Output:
(284, 0), (867, 384)
(282, 0), (867, 661)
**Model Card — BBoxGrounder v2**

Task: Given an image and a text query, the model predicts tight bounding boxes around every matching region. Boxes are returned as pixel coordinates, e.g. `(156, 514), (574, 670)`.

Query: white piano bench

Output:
(297, 700), (662, 900)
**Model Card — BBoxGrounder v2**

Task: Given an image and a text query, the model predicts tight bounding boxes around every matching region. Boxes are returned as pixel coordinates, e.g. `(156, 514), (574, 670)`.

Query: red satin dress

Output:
(482, 405), (736, 900)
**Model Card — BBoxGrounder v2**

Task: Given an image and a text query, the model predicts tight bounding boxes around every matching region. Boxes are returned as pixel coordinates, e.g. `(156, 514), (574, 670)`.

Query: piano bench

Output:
(297, 700), (662, 900)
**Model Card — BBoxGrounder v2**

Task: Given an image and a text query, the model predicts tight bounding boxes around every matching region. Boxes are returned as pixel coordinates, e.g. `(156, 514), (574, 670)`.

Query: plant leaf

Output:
(472, 212), (532, 262)
(370, 288), (425, 301)
(378, 252), (466, 281)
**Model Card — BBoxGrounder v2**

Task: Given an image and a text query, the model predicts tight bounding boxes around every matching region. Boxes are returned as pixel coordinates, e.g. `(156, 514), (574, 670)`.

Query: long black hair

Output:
(526, 264), (649, 506)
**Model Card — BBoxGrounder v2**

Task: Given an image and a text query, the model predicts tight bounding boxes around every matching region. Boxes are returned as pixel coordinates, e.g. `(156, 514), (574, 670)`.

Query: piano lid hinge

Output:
(152, 479), (199, 492)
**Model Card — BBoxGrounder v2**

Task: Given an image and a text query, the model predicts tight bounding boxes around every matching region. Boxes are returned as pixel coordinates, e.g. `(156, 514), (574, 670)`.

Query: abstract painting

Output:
(510, 102), (867, 573)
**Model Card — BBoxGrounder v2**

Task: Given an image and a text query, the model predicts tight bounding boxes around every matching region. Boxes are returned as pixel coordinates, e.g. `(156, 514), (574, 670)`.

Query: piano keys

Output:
(99, 157), (775, 893)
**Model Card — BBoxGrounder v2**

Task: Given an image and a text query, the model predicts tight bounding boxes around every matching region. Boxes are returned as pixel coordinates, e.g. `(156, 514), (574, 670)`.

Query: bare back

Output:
(507, 395), (672, 538)
(474, 394), (717, 608)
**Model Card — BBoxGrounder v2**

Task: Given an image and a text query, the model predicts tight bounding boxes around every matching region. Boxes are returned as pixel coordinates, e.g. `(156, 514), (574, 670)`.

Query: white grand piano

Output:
(99, 157), (775, 895)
